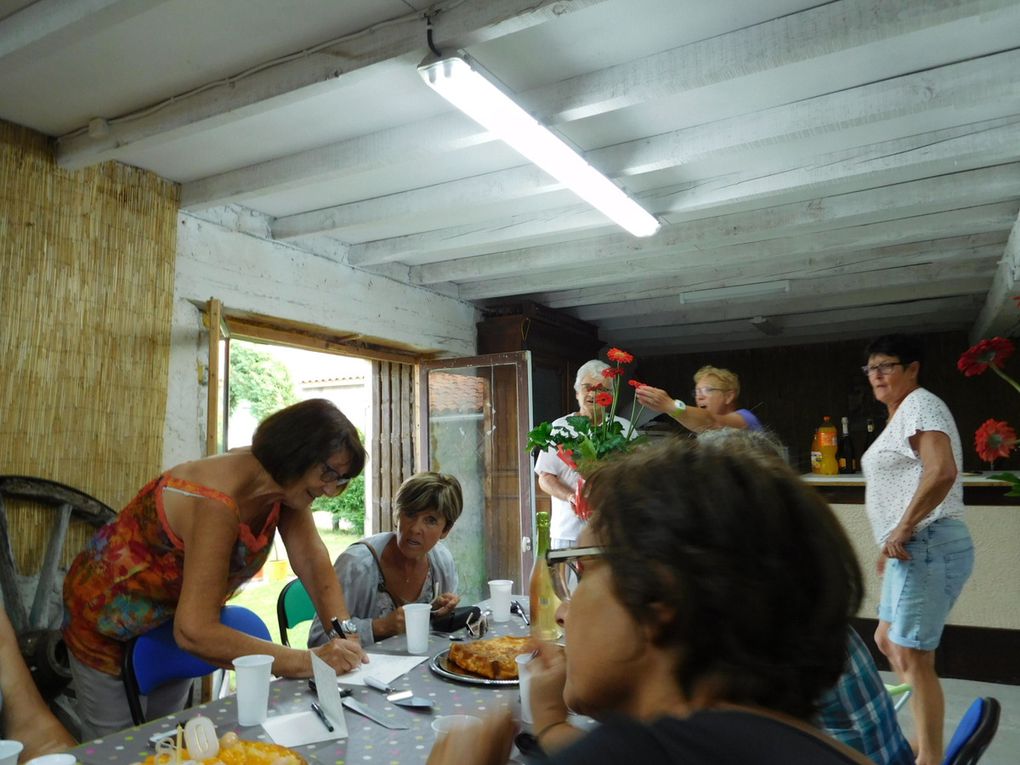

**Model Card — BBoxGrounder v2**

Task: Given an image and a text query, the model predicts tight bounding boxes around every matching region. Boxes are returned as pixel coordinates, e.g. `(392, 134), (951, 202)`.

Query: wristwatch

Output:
(339, 618), (359, 637)
(673, 398), (686, 415)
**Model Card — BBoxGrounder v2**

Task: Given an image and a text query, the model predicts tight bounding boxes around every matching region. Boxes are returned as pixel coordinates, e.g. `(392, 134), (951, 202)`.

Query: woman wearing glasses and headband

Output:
(307, 471), (463, 648)
(634, 365), (762, 433)
(860, 334), (973, 765)
(429, 432), (871, 765)
(62, 398), (368, 738)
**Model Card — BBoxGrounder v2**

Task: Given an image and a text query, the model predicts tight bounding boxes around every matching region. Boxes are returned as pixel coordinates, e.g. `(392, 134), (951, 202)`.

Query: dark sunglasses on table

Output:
(320, 463), (352, 485)
(546, 546), (605, 602)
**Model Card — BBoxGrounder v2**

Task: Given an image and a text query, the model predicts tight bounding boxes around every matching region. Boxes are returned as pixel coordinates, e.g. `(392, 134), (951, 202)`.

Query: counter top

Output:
(800, 472), (1020, 487)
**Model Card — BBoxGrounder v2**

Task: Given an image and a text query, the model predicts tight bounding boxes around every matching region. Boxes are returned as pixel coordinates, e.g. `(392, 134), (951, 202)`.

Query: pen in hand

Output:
(310, 701), (334, 732)
(331, 617), (345, 639)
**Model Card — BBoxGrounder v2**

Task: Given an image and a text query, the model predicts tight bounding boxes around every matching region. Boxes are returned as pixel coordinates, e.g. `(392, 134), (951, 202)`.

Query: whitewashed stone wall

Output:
(163, 213), (477, 466)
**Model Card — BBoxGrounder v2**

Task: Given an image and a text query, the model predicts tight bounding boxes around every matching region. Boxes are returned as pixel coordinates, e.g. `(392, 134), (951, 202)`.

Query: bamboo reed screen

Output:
(0, 120), (179, 575)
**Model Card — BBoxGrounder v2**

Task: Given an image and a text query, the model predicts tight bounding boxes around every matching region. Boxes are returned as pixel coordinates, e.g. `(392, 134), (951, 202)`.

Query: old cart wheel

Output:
(0, 476), (116, 740)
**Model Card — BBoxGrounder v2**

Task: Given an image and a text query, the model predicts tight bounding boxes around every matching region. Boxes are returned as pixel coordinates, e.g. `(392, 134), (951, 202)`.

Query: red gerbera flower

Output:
(627, 379), (647, 388)
(974, 419), (1016, 463)
(595, 392), (614, 407)
(958, 337), (1015, 377)
(606, 348), (634, 364)
(601, 367), (624, 378)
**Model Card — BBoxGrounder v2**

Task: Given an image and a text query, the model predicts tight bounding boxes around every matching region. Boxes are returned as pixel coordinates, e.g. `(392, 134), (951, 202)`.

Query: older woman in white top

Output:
(860, 334), (974, 765)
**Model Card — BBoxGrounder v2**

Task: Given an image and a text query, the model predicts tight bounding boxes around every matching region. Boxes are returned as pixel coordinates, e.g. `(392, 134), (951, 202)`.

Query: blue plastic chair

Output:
(276, 578), (315, 647)
(121, 605), (271, 725)
(942, 697), (1000, 765)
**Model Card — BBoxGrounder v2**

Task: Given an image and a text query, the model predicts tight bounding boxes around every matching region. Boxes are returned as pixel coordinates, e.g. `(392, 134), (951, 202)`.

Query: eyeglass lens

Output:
(321, 463), (351, 484)
(691, 387), (722, 397)
(861, 361), (901, 377)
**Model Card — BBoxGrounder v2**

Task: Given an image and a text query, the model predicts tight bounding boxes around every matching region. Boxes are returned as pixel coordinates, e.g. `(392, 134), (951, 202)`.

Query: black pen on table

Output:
(310, 701), (334, 732)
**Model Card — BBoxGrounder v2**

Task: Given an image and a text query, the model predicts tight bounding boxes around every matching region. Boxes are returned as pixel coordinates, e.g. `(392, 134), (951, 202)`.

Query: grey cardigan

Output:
(306, 532), (458, 647)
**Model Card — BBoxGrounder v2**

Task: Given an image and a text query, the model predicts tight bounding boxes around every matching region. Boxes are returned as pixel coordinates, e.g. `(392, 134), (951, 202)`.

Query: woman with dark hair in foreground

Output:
(63, 399), (368, 738)
(430, 432), (871, 765)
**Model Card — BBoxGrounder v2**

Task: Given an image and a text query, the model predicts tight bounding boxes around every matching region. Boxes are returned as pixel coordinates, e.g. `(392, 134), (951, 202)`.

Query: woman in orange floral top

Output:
(62, 399), (368, 739)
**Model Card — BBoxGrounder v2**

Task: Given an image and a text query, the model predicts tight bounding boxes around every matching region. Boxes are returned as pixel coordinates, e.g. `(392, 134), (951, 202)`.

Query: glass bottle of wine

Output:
(837, 416), (857, 473)
(529, 511), (561, 641)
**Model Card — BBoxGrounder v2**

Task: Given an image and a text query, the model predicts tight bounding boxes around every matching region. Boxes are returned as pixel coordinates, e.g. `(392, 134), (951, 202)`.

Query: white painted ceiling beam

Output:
(55, 0), (609, 170)
(348, 116), (1020, 265)
(181, 0), (1020, 213)
(615, 318), (976, 357)
(536, 236), (1007, 311)
(279, 50), (1020, 245)
(0, 0), (165, 72)
(970, 211), (1020, 341)
(593, 269), (992, 334)
(462, 203), (1017, 301)
(418, 165), (1020, 287)
(611, 296), (982, 344)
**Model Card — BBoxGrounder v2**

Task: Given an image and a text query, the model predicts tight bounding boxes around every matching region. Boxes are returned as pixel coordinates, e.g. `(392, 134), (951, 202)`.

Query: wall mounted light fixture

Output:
(418, 54), (661, 238)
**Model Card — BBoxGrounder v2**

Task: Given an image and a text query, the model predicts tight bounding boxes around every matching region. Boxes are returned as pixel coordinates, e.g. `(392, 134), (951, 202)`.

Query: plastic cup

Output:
(0, 741), (24, 765)
(488, 579), (513, 622)
(431, 714), (482, 740)
(232, 654), (274, 726)
(515, 653), (534, 724)
(403, 602), (432, 654)
(23, 755), (75, 765)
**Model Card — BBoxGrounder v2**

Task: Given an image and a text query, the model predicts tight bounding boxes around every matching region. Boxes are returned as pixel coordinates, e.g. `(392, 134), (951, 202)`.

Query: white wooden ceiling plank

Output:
(347, 116), (1020, 264)
(421, 166), (1020, 287)
(615, 318), (976, 357)
(0, 0), (164, 70)
(180, 0), (1019, 212)
(463, 204), (1016, 301)
(971, 211), (1020, 341)
(611, 296), (982, 343)
(537, 238), (1007, 310)
(55, 0), (609, 170)
(594, 273), (992, 333)
(270, 49), (1020, 244)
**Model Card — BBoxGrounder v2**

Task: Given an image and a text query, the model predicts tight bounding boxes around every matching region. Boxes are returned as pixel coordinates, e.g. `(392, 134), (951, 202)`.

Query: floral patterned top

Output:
(62, 473), (280, 675)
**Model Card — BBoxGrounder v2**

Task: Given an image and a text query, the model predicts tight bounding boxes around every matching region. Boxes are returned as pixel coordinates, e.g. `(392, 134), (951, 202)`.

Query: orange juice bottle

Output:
(810, 428), (822, 474)
(818, 416), (839, 475)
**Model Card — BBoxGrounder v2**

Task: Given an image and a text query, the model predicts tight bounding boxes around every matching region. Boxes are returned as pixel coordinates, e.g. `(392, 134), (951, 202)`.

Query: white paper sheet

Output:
(263, 652), (349, 746)
(262, 710), (344, 747)
(335, 652), (429, 686)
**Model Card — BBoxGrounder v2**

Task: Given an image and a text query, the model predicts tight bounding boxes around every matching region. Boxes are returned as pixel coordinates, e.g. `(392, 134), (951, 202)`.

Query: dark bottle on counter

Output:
(837, 416), (857, 473)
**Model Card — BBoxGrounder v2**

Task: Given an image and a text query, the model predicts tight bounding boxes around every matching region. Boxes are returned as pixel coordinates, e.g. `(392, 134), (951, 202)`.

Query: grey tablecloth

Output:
(71, 600), (537, 765)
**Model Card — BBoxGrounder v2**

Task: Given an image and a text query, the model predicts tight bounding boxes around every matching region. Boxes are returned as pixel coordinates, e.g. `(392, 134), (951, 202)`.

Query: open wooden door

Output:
(416, 352), (533, 604)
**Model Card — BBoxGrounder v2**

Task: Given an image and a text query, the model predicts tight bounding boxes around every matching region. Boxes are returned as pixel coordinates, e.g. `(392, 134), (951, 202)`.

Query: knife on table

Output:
(342, 696), (410, 730)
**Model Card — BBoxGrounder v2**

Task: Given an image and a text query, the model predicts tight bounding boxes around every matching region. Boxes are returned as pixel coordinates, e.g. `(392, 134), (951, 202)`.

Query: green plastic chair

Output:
(885, 682), (912, 712)
(276, 578), (315, 647)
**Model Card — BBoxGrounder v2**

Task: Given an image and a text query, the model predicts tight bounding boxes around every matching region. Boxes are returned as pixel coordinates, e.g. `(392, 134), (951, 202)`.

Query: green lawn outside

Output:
(229, 529), (359, 646)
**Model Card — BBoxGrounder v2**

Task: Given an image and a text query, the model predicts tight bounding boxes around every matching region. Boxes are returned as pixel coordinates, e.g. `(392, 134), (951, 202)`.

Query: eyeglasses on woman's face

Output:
(546, 546), (605, 603)
(861, 360), (903, 377)
(691, 387), (725, 398)
(320, 462), (352, 486)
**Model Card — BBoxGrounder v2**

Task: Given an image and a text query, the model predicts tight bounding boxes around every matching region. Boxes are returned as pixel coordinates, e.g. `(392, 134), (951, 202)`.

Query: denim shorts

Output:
(879, 518), (974, 651)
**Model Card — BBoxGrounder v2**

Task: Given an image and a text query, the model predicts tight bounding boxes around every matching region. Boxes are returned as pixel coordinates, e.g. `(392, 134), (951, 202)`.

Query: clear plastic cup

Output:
(488, 579), (513, 622)
(431, 714), (482, 740)
(232, 654), (274, 726)
(0, 741), (24, 765)
(403, 602), (431, 654)
(515, 653), (534, 723)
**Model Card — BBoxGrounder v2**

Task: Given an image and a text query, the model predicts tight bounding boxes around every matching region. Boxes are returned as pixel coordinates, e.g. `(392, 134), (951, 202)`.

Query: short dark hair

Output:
(394, 472), (463, 531)
(585, 433), (862, 719)
(251, 399), (366, 487)
(865, 334), (924, 368)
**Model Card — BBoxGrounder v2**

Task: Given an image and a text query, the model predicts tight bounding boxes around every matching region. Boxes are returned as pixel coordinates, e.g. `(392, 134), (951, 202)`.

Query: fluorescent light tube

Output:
(418, 54), (661, 238)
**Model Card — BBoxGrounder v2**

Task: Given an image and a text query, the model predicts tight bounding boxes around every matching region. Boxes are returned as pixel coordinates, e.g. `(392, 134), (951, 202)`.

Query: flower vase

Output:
(573, 476), (592, 522)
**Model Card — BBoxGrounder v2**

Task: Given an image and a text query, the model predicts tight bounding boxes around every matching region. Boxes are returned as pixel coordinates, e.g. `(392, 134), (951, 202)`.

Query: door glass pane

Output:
(423, 357), (531, 604)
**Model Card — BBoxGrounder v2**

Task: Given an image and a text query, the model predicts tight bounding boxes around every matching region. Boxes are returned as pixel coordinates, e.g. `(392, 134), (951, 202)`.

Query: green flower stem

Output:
(990, 364), (1020, 396)
(624, 399), (645, 441)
